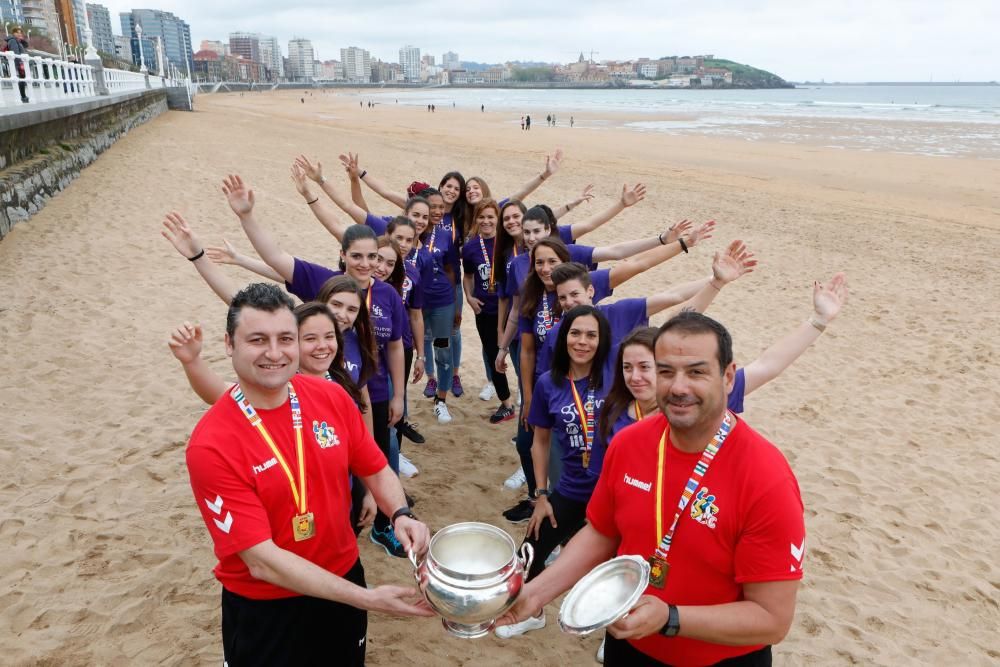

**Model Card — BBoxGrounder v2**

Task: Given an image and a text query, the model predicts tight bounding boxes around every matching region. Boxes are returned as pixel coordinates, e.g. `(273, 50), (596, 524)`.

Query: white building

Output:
(399, 44), (420, 82)
(287, 38), (315, 81)
(259, 35), (284, 79)
(341, 46), (371, 83)
(442, 51), (460, 71)
(638, 62), (659, 78)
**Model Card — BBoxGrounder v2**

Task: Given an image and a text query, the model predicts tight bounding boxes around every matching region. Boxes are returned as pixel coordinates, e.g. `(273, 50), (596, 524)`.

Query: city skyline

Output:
(55, 0), (1000, 82)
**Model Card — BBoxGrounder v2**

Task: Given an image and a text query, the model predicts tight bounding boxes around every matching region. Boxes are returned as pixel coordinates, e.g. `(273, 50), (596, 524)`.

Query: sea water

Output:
(366, 85), (1000, 158)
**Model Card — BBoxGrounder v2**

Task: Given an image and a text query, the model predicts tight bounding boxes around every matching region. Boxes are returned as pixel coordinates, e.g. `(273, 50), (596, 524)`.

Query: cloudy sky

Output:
(94, 0), (998, 81)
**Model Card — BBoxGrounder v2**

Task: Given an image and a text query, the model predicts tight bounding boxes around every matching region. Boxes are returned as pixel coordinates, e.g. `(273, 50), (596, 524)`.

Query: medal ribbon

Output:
(231, 382), (307, 514)
(634, 400), (644, 420)
(479, 235), (494, 292)
(541, 292), (554, 331)
(427, 225), (437, 254)
(364, 281), (373, 311)
(653, 411), (734, 560)
(569, 379), (596, 453)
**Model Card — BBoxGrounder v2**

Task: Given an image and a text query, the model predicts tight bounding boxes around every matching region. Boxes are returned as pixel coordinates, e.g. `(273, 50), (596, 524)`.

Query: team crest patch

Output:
(690, 487), (720, 528)
(313, 420), (340, 448)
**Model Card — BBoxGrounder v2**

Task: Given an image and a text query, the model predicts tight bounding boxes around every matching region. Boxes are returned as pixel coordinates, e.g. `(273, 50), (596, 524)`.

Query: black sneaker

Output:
(503, 498), (535, 524)
(397, 420), (426, 444)
(369, 525), (407, 558)
(490, 405), (516, 424)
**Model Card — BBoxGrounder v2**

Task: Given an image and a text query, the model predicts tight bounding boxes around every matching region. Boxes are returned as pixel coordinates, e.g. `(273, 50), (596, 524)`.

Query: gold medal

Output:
(648, 555), (669, 588)
(292, 512), (315, 541)
(582, 450), (591, 469)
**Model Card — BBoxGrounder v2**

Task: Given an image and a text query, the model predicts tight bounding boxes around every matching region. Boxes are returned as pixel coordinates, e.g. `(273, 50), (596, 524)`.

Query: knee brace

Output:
(433, 337), (450, 348)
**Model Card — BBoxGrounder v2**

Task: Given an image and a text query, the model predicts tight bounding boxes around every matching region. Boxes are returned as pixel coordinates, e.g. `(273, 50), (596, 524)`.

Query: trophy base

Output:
(442, 618), (494, 639)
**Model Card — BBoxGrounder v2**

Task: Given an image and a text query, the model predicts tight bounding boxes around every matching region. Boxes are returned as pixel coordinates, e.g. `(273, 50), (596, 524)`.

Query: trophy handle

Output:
(518, 542), (535, 575)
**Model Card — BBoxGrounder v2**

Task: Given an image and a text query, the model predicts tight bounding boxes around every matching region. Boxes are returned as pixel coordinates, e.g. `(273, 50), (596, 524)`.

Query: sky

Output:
(94, 1), (999, 82)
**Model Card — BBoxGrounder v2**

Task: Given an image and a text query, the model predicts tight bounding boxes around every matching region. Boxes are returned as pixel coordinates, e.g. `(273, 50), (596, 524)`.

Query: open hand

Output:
(813, 272), (848, 324)
(685, 220), (716, 248)
(221, 174), (255, 217)
(294, 155), (324, 183)
(167, 321), (203, 364)
(543, 148), (565, 178)
(205, 238), (241, 266)
(339, 152), (361, 178)
(526, 497), (553, 541)
(573, 184), (595, 208)
(621, 183), (647, 207)
(712, 240), (757, 285)
(289, 163), (313, 197)
(365, 584), (435, 617)
(161, 211), (202, 258)
(664, 219), (692, 245)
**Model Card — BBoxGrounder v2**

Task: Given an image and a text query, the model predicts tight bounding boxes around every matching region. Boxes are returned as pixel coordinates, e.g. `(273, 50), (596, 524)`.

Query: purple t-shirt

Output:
(558, 225), (574, 244)
(528, 372), (608, 502)
(421, 224), (458, 309)
(285, 258), (403, 403)
(506, 244), (597, 299)
(341, 328), (364, 387)
(462, 235), (499, 315)
(364, 211), (391, 236)
(401, 260), (425, 349)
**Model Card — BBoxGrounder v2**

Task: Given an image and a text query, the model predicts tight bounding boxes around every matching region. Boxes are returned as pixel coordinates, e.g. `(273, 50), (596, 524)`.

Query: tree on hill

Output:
(703, 59), (790, 87)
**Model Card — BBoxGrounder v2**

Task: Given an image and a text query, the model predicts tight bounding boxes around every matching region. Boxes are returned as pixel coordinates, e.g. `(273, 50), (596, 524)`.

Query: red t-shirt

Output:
(587, 413), (805, 666)
(186, 374), (387, 599)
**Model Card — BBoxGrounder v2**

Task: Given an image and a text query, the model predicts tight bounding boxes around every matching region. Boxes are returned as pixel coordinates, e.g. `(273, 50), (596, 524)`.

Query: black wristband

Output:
(360, 170), (367, 179)
(391, 506), (416, 526)
(659, 604), (681, 637)
(305, 197), (319, 205)
(679, 237), (689, 254)
(187, 249), (205, 262)
(658, 232), (666, 245)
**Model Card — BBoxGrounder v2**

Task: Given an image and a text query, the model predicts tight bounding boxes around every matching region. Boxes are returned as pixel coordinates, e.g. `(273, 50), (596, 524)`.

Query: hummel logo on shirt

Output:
(624, 473), (652, 492)
(205, 495), (234, 534)
(252, 457), (278, 475)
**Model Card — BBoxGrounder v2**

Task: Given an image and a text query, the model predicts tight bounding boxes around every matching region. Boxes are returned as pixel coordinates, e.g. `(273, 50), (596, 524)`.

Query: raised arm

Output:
(507, 148), (564, 202)
(222, 174), (295, 283)
(676, 240), (757, 315)
(340, 152), (373, 213)
(167, 322), (229, 404)
(161, 212), (238, 304)
(608, 220), (716, 289)
(290, 162), (352, 241)
(550, 184), (595, 220)
(206, 238), (285, 283)
(295, 155), (369, 225)
(354, 158), (406, 209)
(569, 183), (647, 242)
(743, 273), (848, 395)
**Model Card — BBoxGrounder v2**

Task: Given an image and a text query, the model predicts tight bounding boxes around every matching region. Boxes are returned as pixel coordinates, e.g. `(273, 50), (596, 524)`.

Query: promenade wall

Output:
(0, 89), (168, 240)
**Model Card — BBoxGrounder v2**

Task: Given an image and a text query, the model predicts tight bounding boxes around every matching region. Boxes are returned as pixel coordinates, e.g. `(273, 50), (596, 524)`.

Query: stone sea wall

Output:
(0, 90), (168, 240)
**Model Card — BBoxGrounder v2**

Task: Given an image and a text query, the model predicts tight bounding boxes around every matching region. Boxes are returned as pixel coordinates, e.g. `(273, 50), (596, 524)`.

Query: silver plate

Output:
(558, 555), (650, 636)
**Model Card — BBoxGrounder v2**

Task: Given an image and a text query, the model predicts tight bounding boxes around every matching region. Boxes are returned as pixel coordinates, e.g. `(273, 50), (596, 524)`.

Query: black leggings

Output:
(523, 491), (588, 581)
(371, 399), (392, 531)
(474, 311), (511, 400)
(222, 559), (368, 666)
(604, 637), (772, 666)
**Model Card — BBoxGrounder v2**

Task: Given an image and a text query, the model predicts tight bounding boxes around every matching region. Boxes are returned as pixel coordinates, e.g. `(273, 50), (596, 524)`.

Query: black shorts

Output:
(605, 635), (771, 666)
(221, 559), (368, 666)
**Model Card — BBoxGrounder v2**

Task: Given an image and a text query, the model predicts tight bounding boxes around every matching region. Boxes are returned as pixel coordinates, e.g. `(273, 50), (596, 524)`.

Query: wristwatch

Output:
(415, 355), (426, 362)
(533, 488), (550, 499)
(659, 604), (680, 637)
(391, 506), (417, 526)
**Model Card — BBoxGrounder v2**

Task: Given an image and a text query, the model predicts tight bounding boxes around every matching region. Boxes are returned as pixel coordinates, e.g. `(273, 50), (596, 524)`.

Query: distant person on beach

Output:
(546, 114), (551, 126)
(498, 312), (806, 666)
(570, 116), (574, 128)
(526, 115), (531, 130)
(183, 282), (433, 665)
(521, 115), (525, 130)
(4, 26), (29, 103)
(481, 104), (485, 112)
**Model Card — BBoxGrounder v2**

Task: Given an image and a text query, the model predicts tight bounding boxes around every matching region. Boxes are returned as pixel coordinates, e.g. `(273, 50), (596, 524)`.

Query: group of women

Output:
(163, 150), (849, 652)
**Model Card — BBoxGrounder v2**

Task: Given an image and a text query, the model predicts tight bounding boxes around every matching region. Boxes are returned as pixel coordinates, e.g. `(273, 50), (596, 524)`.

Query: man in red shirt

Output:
(185, 283), (433, 666)
(497, 311), (805, 666)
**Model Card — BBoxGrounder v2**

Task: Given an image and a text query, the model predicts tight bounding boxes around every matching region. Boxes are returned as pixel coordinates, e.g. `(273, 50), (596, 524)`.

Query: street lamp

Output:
(136, 24), (147, 73)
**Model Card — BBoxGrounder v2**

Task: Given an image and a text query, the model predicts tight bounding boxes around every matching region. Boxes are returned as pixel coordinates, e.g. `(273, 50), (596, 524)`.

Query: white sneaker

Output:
(478, 382), (495, 401)
(398, 453), (418, 478)
(434, 401), (453, 424)
(503, 467), (526, 490)
(596, 637), (605, 663)
(517, 393), (522, 408)
(544, 545), (561, 567)
(495, 613), (545, 638)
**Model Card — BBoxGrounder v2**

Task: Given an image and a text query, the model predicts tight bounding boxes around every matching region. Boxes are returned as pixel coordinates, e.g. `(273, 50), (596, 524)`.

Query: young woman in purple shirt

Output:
(495, 305), (613, 639)
(462, 198), (516, 424)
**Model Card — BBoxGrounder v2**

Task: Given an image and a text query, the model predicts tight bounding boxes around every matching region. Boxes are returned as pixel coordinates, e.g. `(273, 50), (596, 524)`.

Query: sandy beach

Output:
(1, 89), (999, 665)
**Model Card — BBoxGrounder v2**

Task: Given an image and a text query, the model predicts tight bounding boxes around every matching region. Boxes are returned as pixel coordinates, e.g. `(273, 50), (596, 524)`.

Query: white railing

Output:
(1, 52), (96, 108)
(103, 67), (148, 93)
